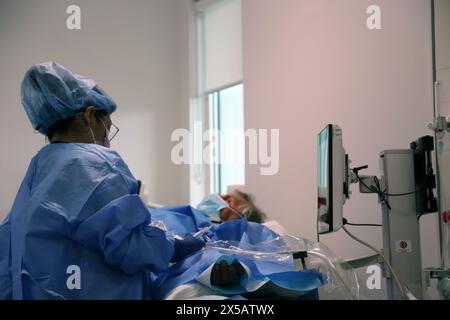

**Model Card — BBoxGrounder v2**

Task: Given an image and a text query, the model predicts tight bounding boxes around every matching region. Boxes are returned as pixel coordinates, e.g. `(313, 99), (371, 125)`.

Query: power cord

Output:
(384, 169), (432, 197)
(353, 168), (433, 210)
(355, 174), (392, 209)
(342, 225), (407, 299)
(343, 218), (381, 227)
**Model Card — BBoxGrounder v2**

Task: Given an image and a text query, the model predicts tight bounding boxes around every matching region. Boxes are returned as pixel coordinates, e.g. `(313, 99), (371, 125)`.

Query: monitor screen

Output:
(317, 124), (345, 235)
(317, 125), (332, 234)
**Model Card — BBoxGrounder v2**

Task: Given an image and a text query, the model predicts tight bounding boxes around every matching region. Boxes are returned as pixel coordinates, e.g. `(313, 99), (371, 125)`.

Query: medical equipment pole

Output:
(379, 150), (423, 300)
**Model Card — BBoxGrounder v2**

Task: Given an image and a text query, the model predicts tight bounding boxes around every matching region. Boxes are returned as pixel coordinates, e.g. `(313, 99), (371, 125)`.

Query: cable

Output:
(355, 173), (392, 210)
(384, 172), (432, 197)
(356, 169), (432, 197)
(354, 169), (433, 210)
(343, 218), (382, 227)
(342, 226), (407, 299)
(345, 222), (382, 227)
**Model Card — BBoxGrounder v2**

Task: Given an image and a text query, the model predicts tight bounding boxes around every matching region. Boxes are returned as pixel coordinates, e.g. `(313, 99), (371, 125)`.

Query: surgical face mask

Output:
(102, 130), (110, 148)
(88, 116), (110, 148)
(197, 194), (229, 221)
(197, 193), (244, 221)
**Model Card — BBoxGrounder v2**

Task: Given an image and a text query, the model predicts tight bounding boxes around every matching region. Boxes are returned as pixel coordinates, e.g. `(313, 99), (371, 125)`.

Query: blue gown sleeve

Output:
(71, 194), (175, 275)
(0, 218), (12, 300)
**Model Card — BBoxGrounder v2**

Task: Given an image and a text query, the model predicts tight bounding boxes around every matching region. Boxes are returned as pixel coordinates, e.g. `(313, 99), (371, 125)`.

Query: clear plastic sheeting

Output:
(149, 219), (169, 232)
(149, 219), (184, 241)
(206, 235), (361, 300)
(149, 218), (361, 299)
(305, 241), (361, 300)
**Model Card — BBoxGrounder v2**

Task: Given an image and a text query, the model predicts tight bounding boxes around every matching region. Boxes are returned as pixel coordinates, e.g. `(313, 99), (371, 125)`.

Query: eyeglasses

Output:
(106, 122), (120, 141)
(96, 113), (120, 141)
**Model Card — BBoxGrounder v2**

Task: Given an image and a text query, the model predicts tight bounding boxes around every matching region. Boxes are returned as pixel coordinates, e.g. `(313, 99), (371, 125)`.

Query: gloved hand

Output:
(210, 260), (244, 287)
(171, 234), (205, 262)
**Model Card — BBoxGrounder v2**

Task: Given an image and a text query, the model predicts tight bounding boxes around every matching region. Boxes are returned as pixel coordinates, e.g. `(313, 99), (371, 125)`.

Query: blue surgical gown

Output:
(0, 143), (175, 300)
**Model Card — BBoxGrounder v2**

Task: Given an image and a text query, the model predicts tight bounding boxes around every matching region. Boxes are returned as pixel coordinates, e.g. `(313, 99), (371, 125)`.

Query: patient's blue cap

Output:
(21, 62), (117, 134)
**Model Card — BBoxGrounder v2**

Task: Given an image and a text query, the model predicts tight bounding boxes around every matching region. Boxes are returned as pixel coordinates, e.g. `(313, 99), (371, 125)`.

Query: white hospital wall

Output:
(242, 0), (440, 297)
(0, 0), (190, 221)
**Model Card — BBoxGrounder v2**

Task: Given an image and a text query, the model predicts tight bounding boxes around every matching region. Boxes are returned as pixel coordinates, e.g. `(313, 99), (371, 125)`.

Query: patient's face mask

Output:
(197, 193), (244, 222)
(197, 194), (229, 221)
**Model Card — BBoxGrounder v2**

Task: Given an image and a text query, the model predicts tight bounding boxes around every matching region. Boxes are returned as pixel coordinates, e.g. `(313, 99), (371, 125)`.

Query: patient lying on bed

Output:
(148, 201), (324, 300)
(143, 185), (360, 300)
(145, 187), (265, 221)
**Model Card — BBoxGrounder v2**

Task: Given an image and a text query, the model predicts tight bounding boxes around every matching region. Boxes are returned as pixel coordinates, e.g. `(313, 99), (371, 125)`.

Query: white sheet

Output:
(262, 220), (289, 236)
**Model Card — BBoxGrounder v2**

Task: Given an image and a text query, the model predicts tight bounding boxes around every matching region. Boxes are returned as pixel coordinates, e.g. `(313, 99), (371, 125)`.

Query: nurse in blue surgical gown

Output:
(0, 62), (204, 300)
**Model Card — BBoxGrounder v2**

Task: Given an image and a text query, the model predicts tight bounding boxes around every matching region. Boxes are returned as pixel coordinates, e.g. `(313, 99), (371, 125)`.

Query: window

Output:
(192, 0), (244, 200)
(209, 83), (245, 194)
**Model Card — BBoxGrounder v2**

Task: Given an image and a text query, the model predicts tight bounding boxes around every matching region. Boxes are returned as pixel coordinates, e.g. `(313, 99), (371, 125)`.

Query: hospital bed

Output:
(145, 185), (362, 300)
(155, 227), (362, 300)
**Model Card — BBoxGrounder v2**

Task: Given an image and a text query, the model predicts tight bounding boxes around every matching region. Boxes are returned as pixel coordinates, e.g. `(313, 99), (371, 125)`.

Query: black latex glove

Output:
(171, 234), (205, 262)
(210, 260), (244, 287)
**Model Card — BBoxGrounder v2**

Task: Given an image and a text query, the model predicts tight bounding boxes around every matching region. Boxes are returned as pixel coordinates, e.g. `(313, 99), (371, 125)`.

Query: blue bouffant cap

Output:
(21, 62), (117, 134)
